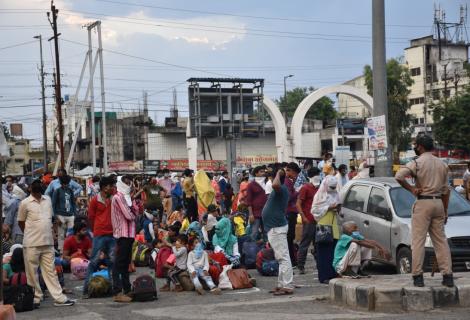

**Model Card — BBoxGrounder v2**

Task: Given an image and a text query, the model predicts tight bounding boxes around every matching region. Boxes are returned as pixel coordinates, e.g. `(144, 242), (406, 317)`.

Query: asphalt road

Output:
(14, 254), (470, 320)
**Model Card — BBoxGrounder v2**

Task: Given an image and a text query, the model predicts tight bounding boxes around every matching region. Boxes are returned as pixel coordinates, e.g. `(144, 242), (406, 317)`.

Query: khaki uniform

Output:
(395, 152), (452, 275)
(18, 195), (68, 304)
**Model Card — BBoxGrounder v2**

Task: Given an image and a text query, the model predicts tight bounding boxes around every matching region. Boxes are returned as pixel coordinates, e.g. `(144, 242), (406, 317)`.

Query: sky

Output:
(0, 0), (466, 146)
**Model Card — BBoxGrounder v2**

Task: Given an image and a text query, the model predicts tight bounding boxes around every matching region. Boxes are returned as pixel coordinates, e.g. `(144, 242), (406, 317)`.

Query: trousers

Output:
(57, 215), (75, 252)
(191, 268), (216, 290)
(24, 245), (68, 304)
(297, 222), (316, 269)
(83, 235), (116, 294)
(267, 224), (293, 289)
(411, 199), (452, 275)
(286, 212), (298, 265)
(335, 242), (372, 274)
(112, 237), (134, 295)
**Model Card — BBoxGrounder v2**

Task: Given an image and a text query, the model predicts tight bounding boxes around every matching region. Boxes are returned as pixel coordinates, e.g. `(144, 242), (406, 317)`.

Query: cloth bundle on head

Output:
(212, 217), (238, 256)
(322, 163), (334, 176)
(116, 176), (132, 206)
(311, 175), (340, 221)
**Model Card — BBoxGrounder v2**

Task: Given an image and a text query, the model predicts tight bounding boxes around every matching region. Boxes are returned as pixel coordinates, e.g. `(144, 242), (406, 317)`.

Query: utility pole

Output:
(87, 24), (97, 175)
(372, 0), (392, 177)
(48, 1), (65, 169)
(97, 22), (108, 175)
(34, 35), (48, 173)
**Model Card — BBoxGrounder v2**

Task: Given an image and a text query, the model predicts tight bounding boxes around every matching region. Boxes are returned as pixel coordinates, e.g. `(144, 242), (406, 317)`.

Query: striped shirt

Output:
(111, 192), (137, 239)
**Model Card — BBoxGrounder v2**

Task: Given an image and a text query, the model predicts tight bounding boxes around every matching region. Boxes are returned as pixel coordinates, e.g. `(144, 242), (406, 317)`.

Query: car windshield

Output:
(390, 187), (470, 218)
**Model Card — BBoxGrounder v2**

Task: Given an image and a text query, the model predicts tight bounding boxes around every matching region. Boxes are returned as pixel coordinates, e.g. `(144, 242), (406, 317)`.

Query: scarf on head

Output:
(116, 176), (132, 206)
(212, 217), (238, 256)
(187, 221), (204, 244)
(193, 243), (204, 259)
(311, 175), (340, 221)
(194, 170), (216, 209)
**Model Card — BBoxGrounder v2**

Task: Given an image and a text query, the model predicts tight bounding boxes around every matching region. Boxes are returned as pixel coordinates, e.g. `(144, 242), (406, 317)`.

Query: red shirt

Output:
(88, 193), (113, 236)
(298, 183), (318, 223)
(63, 235), (92, 259)
(245, 181), (268, 218)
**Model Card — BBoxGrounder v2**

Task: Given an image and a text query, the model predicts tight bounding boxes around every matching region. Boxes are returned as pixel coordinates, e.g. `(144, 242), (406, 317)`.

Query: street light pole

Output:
(372, 0), (392, 177)
(34, 35), (48, 174)
(283, 74), (294, 123)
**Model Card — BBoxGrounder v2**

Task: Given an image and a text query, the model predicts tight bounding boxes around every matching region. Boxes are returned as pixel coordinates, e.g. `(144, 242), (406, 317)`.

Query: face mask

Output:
(352, 231), (364, 240)
(328, 186), (337, 191)
(255, 177), (265, 183)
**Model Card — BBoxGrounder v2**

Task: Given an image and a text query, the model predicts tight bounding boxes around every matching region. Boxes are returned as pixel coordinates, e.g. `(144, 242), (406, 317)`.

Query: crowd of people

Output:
(2, 156), (391, 310)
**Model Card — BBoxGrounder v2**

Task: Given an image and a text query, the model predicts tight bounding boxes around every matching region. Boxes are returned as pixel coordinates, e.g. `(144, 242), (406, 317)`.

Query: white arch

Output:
(291, 85), (373, 158)
(263, 97), (289, 162)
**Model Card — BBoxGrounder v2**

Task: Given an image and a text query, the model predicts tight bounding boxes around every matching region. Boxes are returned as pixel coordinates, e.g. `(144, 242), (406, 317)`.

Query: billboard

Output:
(366, 115), (388, 151)
(10, 123), (23, 137)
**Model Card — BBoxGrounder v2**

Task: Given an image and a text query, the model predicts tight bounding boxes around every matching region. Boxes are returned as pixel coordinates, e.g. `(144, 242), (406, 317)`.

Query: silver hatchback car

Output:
(338, 177), (470, 274)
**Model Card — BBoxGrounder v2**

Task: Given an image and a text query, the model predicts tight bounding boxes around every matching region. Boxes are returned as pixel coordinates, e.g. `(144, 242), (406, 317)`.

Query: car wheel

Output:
(396, 247), (412, 274)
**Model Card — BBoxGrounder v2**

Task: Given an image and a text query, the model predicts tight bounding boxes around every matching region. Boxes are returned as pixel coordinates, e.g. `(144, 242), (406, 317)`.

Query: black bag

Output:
(315, 224), (334, 244)
(315, 213), (335, 244)
(4, 272), (34, 313)
(132, 274), (157, 302)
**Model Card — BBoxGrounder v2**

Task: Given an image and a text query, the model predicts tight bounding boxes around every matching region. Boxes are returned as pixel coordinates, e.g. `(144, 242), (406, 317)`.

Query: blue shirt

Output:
(262, 185), (289, 232)
(45, 179), (83, 198)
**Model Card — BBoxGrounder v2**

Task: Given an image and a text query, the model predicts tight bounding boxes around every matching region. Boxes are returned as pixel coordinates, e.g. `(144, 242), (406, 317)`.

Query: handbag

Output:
(315, 212), (335, 244)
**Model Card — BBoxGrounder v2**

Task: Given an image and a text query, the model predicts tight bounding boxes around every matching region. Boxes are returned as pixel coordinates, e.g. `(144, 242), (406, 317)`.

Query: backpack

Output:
(261, 260), (279, 277)
(256, 246), (275, 270)
(155, 246), (172, 278)
(242, 241), (261, 269)
(132, 241), (151, 267)
(88, 275), (111, 298)
(132, 274), (157, 302)
(5, 272), (34, 313)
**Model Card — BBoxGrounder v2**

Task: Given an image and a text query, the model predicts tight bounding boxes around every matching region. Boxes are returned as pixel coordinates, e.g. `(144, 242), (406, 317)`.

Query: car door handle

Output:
(363, 220), (370, 226)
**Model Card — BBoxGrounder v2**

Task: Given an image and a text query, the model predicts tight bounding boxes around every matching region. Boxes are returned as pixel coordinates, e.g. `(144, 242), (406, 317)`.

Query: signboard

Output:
(165, 117), (177, 127)
(337, 119), (364, 135)
(144, 160), (160, 171)
(109, 161), (143, 172)
(161, 159), (227, 172)
(10, 123), (23, 137)
(334, 146), (350, 168)
(366, 115), (388, 151)
(236, 155), (277, 166)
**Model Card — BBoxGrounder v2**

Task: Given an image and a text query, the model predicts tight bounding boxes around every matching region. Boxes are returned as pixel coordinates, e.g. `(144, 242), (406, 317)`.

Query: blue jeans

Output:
(250, 217), (265, 242)
(83, 235), (116, 294)
(191, 268), (216, 290)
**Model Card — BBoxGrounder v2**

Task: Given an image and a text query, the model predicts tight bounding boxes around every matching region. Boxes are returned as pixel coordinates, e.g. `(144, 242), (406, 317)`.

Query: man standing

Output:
(395, 135), (454, 287)
(262, 168), (293, 295)
(336, 164), (349, 193)
(246, 166), (268, 241)
(285, 162), (300, 266)
(183, 169), (198, 222)
(45, 168), (83, 198)
(111, 176), (138, 302)
(143, 179), (164, 223)
(218, 171), (229, 213)
(52, 175), (76, 252)
(4, 196), (23, 244)
(82, 176), (116, 298)
(18, 180), (75, 307)
(295, 168), (321, 274)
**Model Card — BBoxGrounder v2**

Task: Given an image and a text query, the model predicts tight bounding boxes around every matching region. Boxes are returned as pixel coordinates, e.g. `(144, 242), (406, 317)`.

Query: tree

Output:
(364, 58), (414, 152)
(276, 87), (336, 121)
(0, 122), (10, 140)
(433, 82), (470, 152)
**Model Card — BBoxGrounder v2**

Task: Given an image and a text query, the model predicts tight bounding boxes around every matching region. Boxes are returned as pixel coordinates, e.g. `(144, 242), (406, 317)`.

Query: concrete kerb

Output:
(328, 273), (470, 313)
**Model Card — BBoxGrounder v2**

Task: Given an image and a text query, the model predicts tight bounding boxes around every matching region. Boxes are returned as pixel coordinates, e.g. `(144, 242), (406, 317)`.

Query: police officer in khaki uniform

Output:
(395, 135), (454, 287)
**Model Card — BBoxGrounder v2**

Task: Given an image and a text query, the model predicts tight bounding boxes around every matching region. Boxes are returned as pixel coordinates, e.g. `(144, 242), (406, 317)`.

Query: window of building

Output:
(410, 67), (421, 76)
(413, 118), (419, 125)
(419, 118), (425, 124)
(432, 89), (440, 100)
(409, 97), (425, 105)
(443, 89), (451, 98)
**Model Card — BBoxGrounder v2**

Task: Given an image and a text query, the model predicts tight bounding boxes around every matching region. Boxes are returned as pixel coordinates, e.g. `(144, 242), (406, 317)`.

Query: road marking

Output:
(224, 287), (261, 294)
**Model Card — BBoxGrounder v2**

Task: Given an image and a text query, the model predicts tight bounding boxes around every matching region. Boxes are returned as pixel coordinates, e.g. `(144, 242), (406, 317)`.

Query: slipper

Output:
(269, 287), (281, 293)
(273, 289), (293, 296)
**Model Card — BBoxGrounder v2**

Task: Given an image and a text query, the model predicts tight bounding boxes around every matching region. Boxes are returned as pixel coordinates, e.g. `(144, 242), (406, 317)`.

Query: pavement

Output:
(14, 256), (470, 320)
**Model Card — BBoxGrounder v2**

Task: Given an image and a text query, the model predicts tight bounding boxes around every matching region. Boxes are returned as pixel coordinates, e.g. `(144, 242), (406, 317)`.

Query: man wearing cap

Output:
(395, 134), (453, 287)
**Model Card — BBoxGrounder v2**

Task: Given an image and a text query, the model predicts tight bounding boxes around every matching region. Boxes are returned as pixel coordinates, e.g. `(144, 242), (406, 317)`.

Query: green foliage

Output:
(276, 86), (336, 121)
(433, 85), (470, 151)
(1, 122), (10, 140)
(363, 58), (414, 151)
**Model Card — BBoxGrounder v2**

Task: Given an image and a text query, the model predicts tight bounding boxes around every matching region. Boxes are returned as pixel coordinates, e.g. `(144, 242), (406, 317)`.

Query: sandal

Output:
(273, 288), (293, 296)
(269, 287), (281, 293)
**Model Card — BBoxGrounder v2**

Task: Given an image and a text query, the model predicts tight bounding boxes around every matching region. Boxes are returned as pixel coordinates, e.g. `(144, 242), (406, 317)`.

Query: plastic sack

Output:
(218, 264), (233, 290)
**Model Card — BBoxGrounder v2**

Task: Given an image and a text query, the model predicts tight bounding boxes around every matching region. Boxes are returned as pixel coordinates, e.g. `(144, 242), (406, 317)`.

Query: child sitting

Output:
(186, 238), (221, 295)
(167, 205), (184, 226)
(161, 234), (188, 292)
